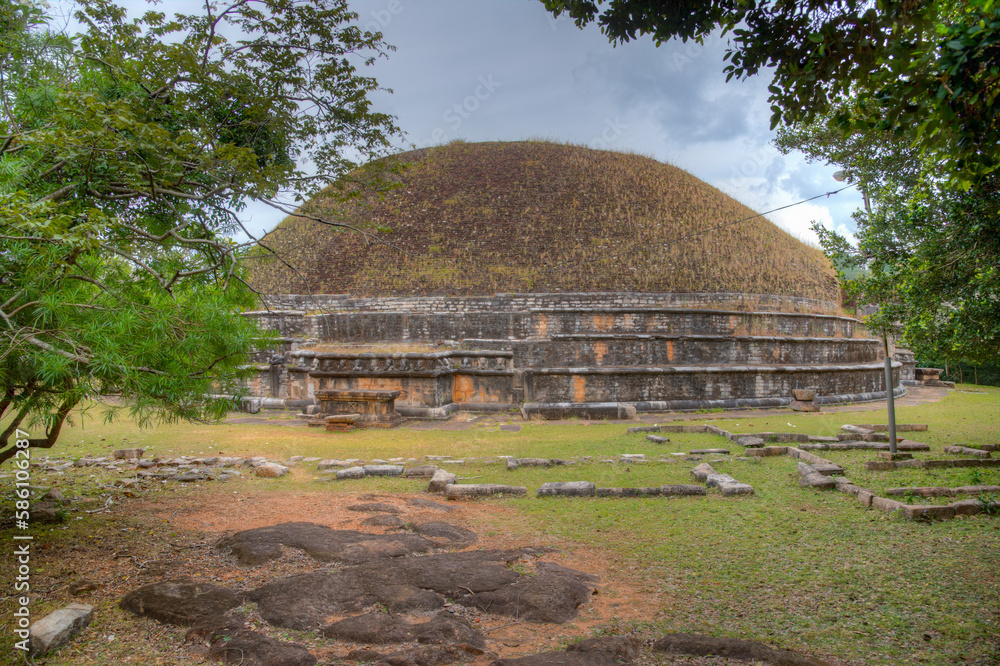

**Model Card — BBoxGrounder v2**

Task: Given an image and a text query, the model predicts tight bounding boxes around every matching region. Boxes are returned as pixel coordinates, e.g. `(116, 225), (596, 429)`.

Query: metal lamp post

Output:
(833, 170), (898, 454)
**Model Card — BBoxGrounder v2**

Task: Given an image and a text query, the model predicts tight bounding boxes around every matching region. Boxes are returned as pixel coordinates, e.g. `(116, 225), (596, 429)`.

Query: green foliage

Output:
(776, 100), (1000, 364)
(0, 0), (401, 462)
(543, 0), (1000, 184)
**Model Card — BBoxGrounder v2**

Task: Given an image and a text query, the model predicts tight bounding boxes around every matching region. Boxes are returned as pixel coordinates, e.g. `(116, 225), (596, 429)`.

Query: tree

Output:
(542, 0), (1000, 184)
(775, 111), (1000, 366)
(0, 0), (401, 463)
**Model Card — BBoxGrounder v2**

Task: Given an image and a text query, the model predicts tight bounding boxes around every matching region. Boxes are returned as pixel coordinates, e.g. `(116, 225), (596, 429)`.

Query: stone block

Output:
(317, 459), (352, 470)
(896, 458), (925, 469)
(719, 483), (754, 496)
(876, 452), (913, 461)
(872, 496), (907, 514)
(659, 484), (707, 496)
(596, 487), (662, 497)
(362, 464), (404, 477)
(951, 499), (983, 516)
(705, 473), (737, 489)
(795, 450), (830, 466)
(796, 461), (816, 476)
(646, 435), (670, 444)
(517, 458), (551, 467)
(789, 399), (820, 412)
(506, 458), (519, 471)
(402, 465), (439, 478)
(837, 483), (863, 496)
(944, 446), (991, 459)
(628, 426), (662, 433)
(29, 603), (93, 654)
(736, 436), (765, 448)
(792, 388), (817, 401)
(885, 487), (953, 498)
(902, 504), (956, 521)
(537, 481), (596, 497)
(113, 448), (144, 460)
(857, 490), (874, 508)
(427, 469), (456, 492)
(954, 485), (1000, 494)
(255, 463), (289, 478)
(812, 463), (844, 476)
(841, 424), (874, 436)
(444, 484), (527, 499)
(690, 448), (729, 455)
(620, 454), (647, 463)
(800, 473), (836, 489)
(333, 466), (365, 480)
(690, 463), (716, 482)
(864, 460), (898, 471)
(897, 440), (931, 451)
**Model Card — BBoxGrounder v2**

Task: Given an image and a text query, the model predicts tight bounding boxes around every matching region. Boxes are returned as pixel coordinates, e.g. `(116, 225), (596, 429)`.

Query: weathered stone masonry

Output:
(243, 292), (902, 419)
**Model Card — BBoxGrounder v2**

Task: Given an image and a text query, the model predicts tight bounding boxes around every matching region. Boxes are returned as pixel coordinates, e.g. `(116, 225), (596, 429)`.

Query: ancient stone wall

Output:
(242, 292), (897, 419)
(257, 292), (838, 314)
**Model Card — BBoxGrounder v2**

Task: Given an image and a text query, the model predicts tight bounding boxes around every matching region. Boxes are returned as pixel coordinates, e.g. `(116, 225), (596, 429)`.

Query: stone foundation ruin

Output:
(243, 291), (903, 419)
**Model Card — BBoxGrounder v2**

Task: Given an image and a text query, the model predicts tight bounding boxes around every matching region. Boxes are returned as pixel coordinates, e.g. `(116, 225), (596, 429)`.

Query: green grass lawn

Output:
(2, 387), (998, 665)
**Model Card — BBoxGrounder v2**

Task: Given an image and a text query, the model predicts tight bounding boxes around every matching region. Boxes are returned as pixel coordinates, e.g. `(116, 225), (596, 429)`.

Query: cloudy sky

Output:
(58, 0), (866, 245)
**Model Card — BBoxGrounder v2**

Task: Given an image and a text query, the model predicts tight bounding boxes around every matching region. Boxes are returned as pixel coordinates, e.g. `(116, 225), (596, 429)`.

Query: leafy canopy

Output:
(0, 0), (400, 462)
(542, 0), (1000, 185)
(776, 108), (1000, 365)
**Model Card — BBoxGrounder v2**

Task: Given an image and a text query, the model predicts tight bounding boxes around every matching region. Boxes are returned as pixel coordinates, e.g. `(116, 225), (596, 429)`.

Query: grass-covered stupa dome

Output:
(251, 140), (837, 301)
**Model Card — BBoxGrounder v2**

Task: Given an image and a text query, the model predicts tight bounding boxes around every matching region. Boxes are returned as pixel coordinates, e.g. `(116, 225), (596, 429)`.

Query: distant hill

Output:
(250, 140), (838, 301)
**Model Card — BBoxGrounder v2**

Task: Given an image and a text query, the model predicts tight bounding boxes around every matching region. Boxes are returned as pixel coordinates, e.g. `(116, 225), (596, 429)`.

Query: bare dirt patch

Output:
(12, 486), (832, 665)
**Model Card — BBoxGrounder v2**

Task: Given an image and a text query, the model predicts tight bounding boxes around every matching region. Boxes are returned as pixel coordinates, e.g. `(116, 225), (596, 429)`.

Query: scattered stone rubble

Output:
(28, 603), (94, 654)
(727, 423), (998, 522)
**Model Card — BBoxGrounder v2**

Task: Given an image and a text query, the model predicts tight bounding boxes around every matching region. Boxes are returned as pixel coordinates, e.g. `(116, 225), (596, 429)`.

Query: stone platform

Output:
(314, 389), (403, 428)
(244, 292), (899, 420)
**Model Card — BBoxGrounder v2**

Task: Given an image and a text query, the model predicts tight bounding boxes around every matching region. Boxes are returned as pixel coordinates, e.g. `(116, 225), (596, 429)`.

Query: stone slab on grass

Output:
(885, 486), (954, 498)
(113, 448), (144, 460)
(255, 462), (289, 478)
(902, 505), (957, 521)
(537, 481), (596, 497)
(872, 496), (907, 515)
(402, 465), (439, 478)
(596, 487), (661, 498)
(690, 448), (729, 455)
(719, 483), (754, 496)
(336, 466), (366, 480)
(660, 484), (707, 496)
(428, 470), (457, 493)
(690, 463), (715, 482)
(646, 435), (670, 444)
(628, 426), (662, 434)
(811, 462), (845, 476)
(951, 499), (984, 516)
(800, 473), (837, 489)
(954, 484), (1000, 494)
(745, 446), (787, 457)
(363, 464), (404, 477)
(444, 484), (527, 500)
(704, 474), (736, 489)
(736, 436), (765, 448)
(944, 446), (992, 459)
(29, 603), (94, 654)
